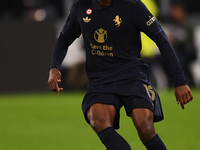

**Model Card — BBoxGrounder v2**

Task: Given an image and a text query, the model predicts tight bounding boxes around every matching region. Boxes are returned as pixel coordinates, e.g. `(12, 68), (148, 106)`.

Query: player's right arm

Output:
(48, 68), (63, 92)
(47, 2), (81, 92)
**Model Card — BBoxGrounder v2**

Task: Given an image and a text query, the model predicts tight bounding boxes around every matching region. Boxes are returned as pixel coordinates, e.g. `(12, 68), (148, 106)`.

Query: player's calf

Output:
(98, 127), (132, 150)
(143, 134), (167, 150)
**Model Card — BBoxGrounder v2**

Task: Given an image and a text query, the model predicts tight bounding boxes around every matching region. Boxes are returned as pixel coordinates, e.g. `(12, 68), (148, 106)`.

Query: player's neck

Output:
(97, 0), (113, 6)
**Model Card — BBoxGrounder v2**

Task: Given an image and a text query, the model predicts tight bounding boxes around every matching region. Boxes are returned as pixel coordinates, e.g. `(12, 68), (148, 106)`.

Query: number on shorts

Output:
(143, 84), (155, 100)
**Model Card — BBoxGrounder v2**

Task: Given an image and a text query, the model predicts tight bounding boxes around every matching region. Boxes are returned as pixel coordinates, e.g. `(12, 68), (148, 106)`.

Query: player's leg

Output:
(87, 103), (116, 133)
(130, 108), (167, 150)
(87, 103), (132, 150)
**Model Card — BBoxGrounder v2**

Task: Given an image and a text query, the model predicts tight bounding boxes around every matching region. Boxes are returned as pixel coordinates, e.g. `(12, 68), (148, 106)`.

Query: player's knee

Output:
(89, 118), (112, 133)
(137, 123), (156, 142)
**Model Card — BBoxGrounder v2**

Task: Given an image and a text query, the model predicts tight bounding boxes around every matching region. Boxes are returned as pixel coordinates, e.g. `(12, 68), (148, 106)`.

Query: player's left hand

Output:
(175, 85), (193, 110)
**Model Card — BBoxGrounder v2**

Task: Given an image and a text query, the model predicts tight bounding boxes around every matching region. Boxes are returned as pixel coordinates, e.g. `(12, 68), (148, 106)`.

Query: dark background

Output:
(0, 22), (55, 93)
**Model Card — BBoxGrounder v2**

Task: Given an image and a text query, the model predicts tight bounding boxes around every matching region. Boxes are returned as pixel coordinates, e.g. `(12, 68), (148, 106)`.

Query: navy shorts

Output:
(82, 79), (163, 129)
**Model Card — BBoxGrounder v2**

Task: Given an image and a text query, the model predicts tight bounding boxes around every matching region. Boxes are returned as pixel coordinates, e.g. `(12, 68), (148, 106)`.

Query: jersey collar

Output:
(93, 0), (117, 11)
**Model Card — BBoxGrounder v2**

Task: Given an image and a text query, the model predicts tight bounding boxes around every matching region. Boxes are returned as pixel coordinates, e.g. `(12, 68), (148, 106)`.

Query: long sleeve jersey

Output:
(50, 0), (186, 87)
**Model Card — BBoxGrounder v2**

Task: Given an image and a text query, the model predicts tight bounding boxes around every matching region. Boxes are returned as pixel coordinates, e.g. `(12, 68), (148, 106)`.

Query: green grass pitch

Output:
(0, 88), (199, 150)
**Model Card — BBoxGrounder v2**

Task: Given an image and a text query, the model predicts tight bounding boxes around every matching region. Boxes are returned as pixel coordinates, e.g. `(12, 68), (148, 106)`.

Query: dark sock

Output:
(143, 134), (167, 150)
(98, 127), (132, 150)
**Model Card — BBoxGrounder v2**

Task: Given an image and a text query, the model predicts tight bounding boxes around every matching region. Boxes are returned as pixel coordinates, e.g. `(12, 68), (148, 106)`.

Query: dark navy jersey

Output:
(51, 0), (186, 87)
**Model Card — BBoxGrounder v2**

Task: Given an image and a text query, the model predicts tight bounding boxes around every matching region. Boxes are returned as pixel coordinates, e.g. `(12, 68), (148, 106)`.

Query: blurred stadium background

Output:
(0, 0), (200, 149)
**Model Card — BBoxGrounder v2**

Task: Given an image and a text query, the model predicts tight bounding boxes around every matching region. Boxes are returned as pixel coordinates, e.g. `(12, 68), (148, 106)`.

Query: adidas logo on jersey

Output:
(83, 17), (91, 23)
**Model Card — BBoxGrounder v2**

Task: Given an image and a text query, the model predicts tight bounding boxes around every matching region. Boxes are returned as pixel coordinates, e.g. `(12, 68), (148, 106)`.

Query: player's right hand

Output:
(47, 68), (63, 92)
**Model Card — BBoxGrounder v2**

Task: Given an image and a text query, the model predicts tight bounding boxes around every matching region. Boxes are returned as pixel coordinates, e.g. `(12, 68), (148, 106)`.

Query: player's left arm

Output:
(175, 85), (193, 109)
(132, 0), (193, 109)
(151, 31), (193, 109)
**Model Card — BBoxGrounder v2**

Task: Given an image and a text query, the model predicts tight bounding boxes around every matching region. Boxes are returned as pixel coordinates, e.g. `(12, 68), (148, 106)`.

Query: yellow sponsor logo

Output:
(90, 43), (113, 57)
(94, 28), (108, 43)
(91, 50), (113, 57)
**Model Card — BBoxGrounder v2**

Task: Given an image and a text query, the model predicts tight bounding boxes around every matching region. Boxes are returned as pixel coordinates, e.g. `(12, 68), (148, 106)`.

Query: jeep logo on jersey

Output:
(146, 16), (157, 26)
(94, 28), (108, 43)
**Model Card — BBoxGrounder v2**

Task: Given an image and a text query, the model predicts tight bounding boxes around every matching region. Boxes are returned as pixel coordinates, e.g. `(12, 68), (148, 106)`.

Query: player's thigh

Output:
(87, 103), (116, 133)
(130, 108), (154, 130)
(130, 108), (156, 142)
(82, 93), (122, 130)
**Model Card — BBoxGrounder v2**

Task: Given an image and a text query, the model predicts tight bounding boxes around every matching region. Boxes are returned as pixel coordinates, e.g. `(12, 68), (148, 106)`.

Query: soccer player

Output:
(47, 0), (193, 149)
